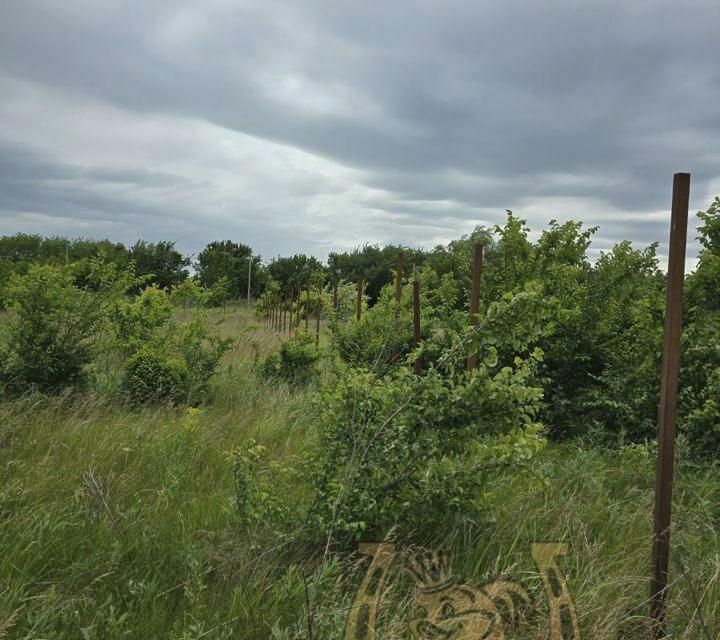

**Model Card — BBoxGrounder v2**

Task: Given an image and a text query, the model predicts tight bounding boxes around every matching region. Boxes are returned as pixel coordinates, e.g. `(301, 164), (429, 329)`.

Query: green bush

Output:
(123, 347), (190, 404)
(114, 285), (173, 354)
(122, 315), (231, 405)
(0, 260), (132, 393)
(258, 332), (320, 385)
(304, 285), (555, 547)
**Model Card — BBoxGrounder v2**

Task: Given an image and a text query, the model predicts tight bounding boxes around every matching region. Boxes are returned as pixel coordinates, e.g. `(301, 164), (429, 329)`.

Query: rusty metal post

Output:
(305, 277), (311, 331)
(356, 277), (363, 321)
(394, 251), (404, 303)
(289, 286), (294, 337)
(315, 284), (322, 347)
(391, 251), (404, 362)
(466, 243), (484, 372)
(650, 173), (690, 635)
(247, 257), (252, 308)
(413, 278), (421, 374)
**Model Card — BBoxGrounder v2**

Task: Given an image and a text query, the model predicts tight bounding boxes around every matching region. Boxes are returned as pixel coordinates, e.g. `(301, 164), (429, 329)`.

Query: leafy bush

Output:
(123, 346), (190, 404)
(0, 260), (132, 393)
(329, 266), (460, 374)
(114, 285), (173, 354)
(258, 332), (320, 384)
(122, 317), (232, 405)
(305, 285), (555, 547)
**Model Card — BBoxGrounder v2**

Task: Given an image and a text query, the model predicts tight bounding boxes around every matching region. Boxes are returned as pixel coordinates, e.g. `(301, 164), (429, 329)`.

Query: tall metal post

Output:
(466, 243), (484, 372)
(650, 173), (690, 636)
(413, 278), (421, 374)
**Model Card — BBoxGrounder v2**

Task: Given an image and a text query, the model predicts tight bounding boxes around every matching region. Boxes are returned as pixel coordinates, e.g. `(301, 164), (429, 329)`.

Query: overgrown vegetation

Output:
(1, 199), (719, 638)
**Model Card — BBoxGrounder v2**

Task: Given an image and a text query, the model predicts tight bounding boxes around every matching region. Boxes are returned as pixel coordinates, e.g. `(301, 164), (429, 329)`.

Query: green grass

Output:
(1, 306), (718, 638)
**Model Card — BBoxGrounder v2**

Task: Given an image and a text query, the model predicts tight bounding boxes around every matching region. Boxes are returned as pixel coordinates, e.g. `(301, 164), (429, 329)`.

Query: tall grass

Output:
(0, 306), (718, 638)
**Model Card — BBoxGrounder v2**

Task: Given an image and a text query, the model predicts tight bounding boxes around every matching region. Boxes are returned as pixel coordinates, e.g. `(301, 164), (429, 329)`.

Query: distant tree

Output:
(196, 240), (263, 298)
(266, 254), (324, 292)
(328, 244), (426, 304)
(0, 233), (43, 263)
(129, 240), (189, 290)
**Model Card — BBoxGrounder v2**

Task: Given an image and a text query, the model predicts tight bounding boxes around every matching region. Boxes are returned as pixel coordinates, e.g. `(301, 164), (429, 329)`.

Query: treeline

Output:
(1, 196), (719, 454)
(0, 233), (427, 302)
(0, 230), (507, 306)
(260, 200), (720, 455)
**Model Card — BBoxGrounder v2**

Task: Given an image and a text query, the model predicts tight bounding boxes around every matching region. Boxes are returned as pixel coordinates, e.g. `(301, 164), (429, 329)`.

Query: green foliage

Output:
(196, 240), (263, 298)
(122, 316), (232, 405)
(204, 275), (232, 309)
(129, 240), (190, 291)
(258, 332), (320, 385)
(686, 196), (720, 314)
(230, 439), (295, 537)
(327, 244), (427, 304)
(306, 286), (554, 547)
(266, 253), (323, 292)
(0, 260), (133, 393)
(679, 198), (720, 455)
(114, 285), (173, 354)
(170, 278), (206, 313)
(123, 346), (190, 404)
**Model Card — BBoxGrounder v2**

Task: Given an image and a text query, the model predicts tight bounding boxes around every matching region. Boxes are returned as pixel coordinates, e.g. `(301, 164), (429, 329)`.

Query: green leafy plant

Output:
(305, 285), (555, 548)
(258, 332), (320, 385)
(0, 260), (133, 393)
(122, 316), (232, 405)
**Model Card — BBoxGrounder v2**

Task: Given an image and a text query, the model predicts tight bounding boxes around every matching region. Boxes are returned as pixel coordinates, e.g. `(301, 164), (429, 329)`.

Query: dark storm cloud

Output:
(0, 0), (718, 263)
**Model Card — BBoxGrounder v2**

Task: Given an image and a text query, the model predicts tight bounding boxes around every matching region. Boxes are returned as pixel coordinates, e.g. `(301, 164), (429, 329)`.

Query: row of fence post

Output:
(261, 242), (486, 373)
(259, 174), (689, 636)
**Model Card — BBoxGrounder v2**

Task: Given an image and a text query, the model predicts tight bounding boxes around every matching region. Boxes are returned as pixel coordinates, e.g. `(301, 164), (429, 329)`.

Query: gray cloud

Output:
(0, 0), (718, 266)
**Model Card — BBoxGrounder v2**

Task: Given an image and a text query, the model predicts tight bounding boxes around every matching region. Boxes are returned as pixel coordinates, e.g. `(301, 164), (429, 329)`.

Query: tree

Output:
(196, 240), (263, 298)
(129, 240), (189, 290)
(327, 244), (426, 305)
(0, 260), (134, 393)
(266, 253), (323, 292)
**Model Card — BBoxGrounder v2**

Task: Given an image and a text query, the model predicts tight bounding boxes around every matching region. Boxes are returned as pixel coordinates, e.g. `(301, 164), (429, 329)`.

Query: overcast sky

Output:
(1, 1), (718, 267)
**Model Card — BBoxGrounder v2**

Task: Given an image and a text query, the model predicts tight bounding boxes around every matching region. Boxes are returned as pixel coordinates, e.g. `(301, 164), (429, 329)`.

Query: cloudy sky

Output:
(1, 1), (718, 267)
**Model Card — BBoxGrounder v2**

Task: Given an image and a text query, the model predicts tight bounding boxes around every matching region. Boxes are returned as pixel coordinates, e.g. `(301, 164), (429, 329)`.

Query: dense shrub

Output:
(121, 317), (232, 405)
(329, 266), (461, 374)
(0, 260), (132, 393)
(114, 285), (173, 354)
(258, 332), (320, 384)
(123, 347), (190, 404)
(304, 284), (556, 547)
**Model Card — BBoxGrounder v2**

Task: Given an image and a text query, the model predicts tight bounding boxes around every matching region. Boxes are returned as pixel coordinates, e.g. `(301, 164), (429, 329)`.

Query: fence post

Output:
(316, 283), (322, 347)
(295, 289), (301, 338)
(413, 277), (421, 374)
(391, 251), (404, 362)
(306, 277), (311, 331)
(282, 294), (287, 334)
(289, 286), (294, 337)
(466, 243), (484, 372)
(247, 257), (252, 308)
(650, 173), (690, 636)
(333, 278), (339, 312)
(356, 277), (363, 321)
